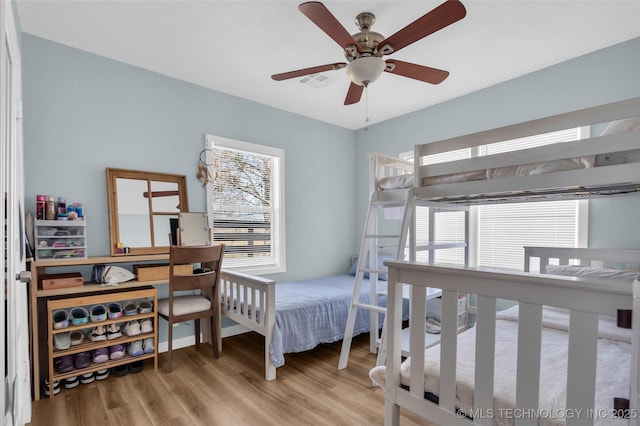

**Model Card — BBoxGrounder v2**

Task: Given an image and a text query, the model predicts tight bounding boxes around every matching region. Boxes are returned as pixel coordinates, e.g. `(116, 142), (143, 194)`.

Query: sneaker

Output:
(109, 344), (125, 360)
(425, 317), (441, 334)
(89, 325), (107, 342)
(52, 310), (69, 329)
(95, 369), (110, 381)
(106, 323), (122, 340)
(54, 355), (74, 374)
(74, 351), (91, 369)
(128, 340), (144, 357)
(108, 302), (124, 319)
(53, 332), (71, 350)
(90, 304), (107, 322)
(70, 330), (84, 346)
(129, 360), (144, 373)
(42, 378), (60, 396)
(70, 307), (89, 326)
(112, 364), (128, 377)
(142, 337), (155, 354)
(140, 318), (153, 334)
(80, 372), (95, 385)
(138, 299), (153, 314)
(63, 376), (79, 389)
(93, 347), (109, 363)
(123, 300), (138, 316)
(123, 320), (141, 337)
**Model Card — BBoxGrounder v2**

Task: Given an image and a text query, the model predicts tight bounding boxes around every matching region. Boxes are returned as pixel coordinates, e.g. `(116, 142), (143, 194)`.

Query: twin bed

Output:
(218, 269), (408, 380)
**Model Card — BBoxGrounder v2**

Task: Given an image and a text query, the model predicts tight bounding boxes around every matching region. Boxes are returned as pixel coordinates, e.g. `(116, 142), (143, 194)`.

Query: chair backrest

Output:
(169, 243), (224, 293)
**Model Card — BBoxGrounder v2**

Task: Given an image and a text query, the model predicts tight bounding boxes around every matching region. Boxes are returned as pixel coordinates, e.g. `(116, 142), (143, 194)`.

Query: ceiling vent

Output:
(298, 73), (338, 88)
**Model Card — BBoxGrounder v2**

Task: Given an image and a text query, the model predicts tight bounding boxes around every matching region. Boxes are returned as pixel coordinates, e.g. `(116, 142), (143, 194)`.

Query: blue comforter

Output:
(269, 274), (409, 367)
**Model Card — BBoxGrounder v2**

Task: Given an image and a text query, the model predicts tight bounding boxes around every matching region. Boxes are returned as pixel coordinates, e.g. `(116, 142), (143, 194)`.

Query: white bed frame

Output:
(384, 247), (640, 426)
(378, 96), (640, 425)
(219, 270), (276, 380)
(412, 97), (640, 204)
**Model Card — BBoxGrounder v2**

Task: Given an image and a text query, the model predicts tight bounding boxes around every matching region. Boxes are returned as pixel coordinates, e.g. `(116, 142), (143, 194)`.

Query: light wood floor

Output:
(29, 332), (432, 426)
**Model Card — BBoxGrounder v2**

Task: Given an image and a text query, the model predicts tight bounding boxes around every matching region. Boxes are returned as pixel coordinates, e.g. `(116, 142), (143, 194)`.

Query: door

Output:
(2, 1), (31, 425)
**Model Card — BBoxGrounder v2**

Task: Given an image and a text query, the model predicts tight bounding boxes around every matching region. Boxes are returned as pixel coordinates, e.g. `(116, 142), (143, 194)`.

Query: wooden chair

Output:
(157, 243), (224, 372)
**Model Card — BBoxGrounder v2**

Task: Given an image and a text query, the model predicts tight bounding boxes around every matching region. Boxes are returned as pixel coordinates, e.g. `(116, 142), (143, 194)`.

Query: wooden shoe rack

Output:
(46, 287), (158, 398)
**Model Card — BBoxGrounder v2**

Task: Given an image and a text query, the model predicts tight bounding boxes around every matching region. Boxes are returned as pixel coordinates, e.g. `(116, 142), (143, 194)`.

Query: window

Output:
(206, 135), (285, 274)
(402, 127), (588, 271)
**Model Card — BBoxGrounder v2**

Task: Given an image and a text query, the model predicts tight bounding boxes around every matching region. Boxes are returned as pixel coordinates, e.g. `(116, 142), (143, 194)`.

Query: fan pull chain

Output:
(364, 84), (370, 128)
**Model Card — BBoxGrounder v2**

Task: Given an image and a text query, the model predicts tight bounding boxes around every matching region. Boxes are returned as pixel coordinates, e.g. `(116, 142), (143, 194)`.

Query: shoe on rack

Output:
(70, 307), (89, 326)
(129, 360), (144, 373)
(70, 330), (84, 346)
(138, 299), (153, 314)
(128, 340), (144, 357)
(53, 332), (71, 350)
(90, 304), (107, 322)
(123, 300), (138, 316)
(93, 347), (109, 364)
(42, 378), (60, 396)
(142, 337), (155, 354)
(52, 310), (69, 329)
(95, 369), (110, 381)
(123, 320), (141, 337)
(74, 351), (91, 369)
(109, 344), (125, 360)
(425, 317), (441, 334)
(80, 372), (95, 385)
(54, 355), (74, 374)
(63, 376), (79, 389)
(89, 325), (107, 342)
(106, 323), (122, 340)
(140, 318), (153, 334)
(112, 364), (128, 377)
(108, 302), (124, 319)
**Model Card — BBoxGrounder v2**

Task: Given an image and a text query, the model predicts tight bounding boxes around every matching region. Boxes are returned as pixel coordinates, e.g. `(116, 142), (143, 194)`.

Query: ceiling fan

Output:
(271, 0), (467, 105)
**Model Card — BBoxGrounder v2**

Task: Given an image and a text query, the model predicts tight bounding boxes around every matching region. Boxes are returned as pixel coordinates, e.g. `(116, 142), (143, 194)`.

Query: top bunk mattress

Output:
(376, 149), (640, 191)
(409, 100), (640, 203)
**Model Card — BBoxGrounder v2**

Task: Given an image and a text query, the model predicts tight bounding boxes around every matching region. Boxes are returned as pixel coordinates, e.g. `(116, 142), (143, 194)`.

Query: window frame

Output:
(205, 134), (286, 275)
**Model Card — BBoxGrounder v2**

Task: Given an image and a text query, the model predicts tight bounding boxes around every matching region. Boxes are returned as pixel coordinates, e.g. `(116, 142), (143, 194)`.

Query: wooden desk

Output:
(30, 254), (171, 400)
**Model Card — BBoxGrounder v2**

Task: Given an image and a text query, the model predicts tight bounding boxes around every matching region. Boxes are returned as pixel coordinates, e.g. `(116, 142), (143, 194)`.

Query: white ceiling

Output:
(16, 0), (640, 130)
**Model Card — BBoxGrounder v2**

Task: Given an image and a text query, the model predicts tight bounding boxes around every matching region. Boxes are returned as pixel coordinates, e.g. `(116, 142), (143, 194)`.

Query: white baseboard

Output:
(222, 324), (251, 338)
(158, 325), (251, 353)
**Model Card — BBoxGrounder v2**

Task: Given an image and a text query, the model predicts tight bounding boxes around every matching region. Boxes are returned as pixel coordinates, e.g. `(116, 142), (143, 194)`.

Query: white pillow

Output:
(600, 116), (640, 136)
(544, 264), (639, 282)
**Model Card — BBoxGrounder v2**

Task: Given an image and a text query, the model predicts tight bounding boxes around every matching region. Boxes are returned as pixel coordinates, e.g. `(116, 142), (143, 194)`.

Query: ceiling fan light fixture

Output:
(345, 56), (385, 86)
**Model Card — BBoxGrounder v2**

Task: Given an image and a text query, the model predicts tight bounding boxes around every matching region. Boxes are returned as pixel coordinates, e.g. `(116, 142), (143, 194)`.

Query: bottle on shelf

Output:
(45, 196), (56, 220)
(57, 197), (66, 215)
(36, 195), (45, 220)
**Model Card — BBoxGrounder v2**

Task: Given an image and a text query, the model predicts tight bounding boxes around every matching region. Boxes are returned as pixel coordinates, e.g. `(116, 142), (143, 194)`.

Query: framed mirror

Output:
(106, 168), (189, 256)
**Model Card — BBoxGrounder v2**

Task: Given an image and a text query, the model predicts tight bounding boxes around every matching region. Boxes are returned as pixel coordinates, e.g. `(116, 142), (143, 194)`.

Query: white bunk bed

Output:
(369, 96), (640, 426)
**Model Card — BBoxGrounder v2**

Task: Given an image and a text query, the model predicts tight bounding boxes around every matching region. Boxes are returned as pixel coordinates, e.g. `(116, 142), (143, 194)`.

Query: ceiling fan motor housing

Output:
(344, 12), (385, 62)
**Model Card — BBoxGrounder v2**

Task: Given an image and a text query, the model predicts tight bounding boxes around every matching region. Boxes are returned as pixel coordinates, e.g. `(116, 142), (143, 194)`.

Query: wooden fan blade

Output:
(385, 60), (449, 84)
(271, 63), (346, 81)
(344, 82), (364, 105)
(378, 0), (466, 55)
(299, 2), (358, 49)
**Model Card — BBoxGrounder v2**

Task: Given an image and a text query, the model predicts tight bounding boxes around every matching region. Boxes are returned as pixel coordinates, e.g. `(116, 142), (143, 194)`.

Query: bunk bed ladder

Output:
(338, 191), (413, 370)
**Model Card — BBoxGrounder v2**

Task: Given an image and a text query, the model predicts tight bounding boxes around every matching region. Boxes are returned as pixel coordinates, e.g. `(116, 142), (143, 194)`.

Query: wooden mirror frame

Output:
(106, 168), (189, 256)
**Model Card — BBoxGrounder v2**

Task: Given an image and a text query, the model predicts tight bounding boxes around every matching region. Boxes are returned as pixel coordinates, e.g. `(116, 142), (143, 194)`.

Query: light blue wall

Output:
(22, 34), (356, 286)
(354, 37), (640, 250)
